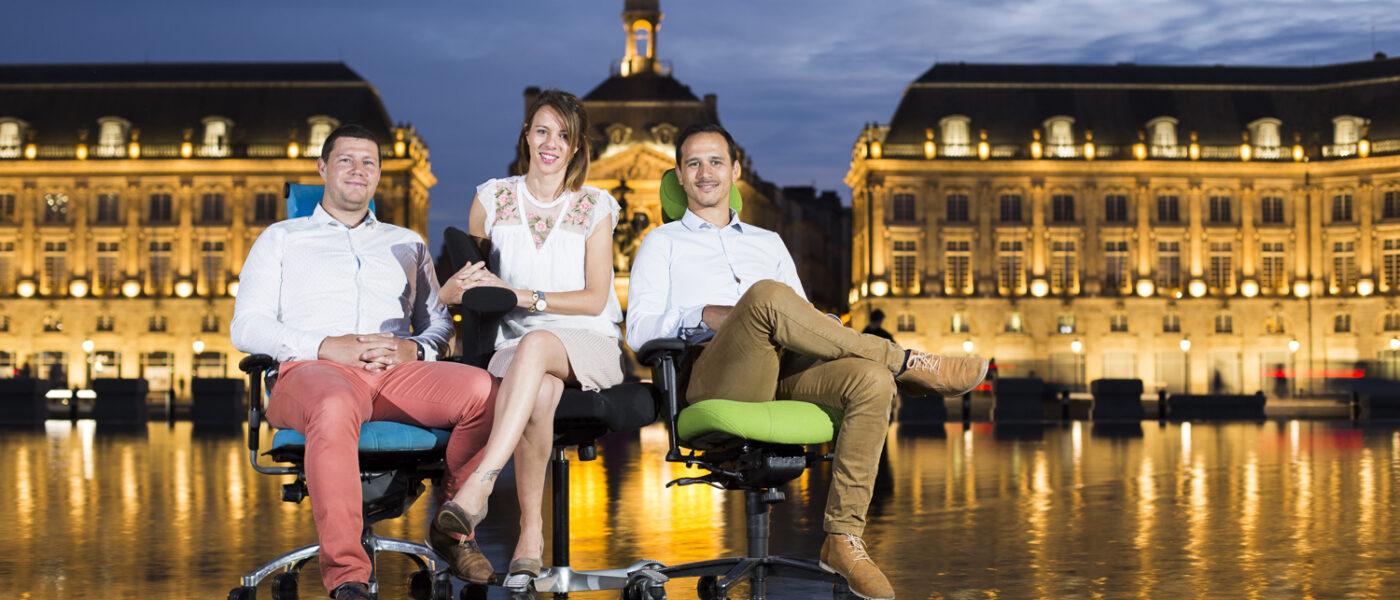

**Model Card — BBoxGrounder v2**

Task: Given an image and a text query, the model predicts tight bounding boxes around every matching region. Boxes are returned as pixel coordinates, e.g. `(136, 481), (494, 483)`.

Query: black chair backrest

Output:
(443, 226), (503, 368)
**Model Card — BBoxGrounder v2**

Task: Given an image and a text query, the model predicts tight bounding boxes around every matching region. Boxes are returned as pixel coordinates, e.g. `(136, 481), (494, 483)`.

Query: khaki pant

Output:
(686, 280), (905, 535)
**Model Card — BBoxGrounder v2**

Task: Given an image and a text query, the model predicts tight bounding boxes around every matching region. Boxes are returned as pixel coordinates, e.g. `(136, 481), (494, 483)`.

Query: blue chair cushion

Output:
(286, 183), (375, 218)
(271, 421), (451, 453)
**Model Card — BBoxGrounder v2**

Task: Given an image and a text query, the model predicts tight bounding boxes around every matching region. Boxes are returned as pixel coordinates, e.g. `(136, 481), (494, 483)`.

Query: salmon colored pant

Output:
(266, 360), (497, 595)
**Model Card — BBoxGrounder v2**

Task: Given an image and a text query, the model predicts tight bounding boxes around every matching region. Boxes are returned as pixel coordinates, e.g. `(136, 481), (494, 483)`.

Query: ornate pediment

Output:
(587, 143), (676, 181)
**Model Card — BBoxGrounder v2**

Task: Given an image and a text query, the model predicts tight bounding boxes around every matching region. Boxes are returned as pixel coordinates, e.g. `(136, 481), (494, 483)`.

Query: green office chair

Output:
(621, 172), (853, 600)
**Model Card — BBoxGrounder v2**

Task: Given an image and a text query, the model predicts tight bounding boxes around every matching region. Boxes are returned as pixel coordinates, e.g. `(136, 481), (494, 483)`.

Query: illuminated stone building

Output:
(848, 57), (1400, 395)
(554, 0), (847, 315)
(0, 62), (433, 398)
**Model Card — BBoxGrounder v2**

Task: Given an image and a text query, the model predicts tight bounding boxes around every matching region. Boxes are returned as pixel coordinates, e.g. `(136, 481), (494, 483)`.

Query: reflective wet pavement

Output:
(4, 419), (1400, 599)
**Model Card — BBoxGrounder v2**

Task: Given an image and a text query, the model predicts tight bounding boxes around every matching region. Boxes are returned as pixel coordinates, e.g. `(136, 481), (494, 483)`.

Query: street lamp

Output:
(81, 339), (94, 388)
(1179, 338), (1191, 394)
(963, 339), (974, 354)
(1391, 337), (1400, 351)
(192, 340), (205, 380)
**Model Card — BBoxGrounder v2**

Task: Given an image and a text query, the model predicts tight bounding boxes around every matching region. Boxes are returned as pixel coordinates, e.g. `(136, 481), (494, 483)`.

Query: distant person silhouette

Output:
(862, 309), (895, 341)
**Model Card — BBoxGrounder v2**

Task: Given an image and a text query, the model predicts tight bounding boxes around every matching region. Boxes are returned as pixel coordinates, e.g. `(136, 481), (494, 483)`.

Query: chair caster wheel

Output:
(622, 568), (668, 600)
(229, 586), (257, 600)
(833, 582), (856, 600)
(270, 573), (298, 600)
(697, 576), (724, 600)
(410, 569), (450, 600)
(458, 583), (489, 600)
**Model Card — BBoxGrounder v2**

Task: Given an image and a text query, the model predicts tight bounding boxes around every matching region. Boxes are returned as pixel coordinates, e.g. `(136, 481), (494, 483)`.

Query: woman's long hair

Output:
(513, 89), (591, 193)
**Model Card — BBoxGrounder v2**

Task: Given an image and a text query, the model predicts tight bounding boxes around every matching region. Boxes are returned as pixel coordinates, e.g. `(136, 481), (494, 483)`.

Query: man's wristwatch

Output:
(414, 340), (425, 361)
(529, 290), (547, 313)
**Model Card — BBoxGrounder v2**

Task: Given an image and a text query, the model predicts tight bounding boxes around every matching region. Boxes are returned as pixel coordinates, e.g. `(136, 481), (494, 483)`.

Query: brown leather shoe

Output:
(428, 524), (496, 584)
(819, 533), (894, 600)
(895, 351), (988, 397)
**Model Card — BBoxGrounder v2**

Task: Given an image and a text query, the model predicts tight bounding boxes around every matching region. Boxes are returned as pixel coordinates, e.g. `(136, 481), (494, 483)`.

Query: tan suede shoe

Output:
(428, 524), (496, 584)
(819, 533), (895, 600)
(895, 352), (989, 398)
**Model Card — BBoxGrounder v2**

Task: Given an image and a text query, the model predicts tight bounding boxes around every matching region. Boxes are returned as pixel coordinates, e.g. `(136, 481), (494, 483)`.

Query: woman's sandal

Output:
(502, 556), (544, 591)
(508, 557), (543, 577)
(434, 500), (487, 539)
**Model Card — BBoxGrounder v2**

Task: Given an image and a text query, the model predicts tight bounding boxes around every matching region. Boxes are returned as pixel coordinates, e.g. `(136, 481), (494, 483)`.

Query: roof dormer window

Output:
(200, 116), (233, 157)
(1247, 118), (1281, 149)
(307, 116), (340, 158)
(1146, 116), (1178, 156)
(1044, 116), (1075, 157)
(0, 118), (24, 158)
(1333, 115), (1367, 145)
(96, 117), (130, 158)
(939, 115), (971, 157)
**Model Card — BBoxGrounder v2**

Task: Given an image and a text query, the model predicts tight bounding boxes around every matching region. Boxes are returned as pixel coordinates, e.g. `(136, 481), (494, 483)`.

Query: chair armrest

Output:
(638, 338), (688, 366)
(637, 338), (690, 462)
(239, 354), (277, 375)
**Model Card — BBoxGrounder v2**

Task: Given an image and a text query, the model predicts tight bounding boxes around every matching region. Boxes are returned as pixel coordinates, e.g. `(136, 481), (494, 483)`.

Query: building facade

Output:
(0, 62), (433, 399)
(848, 57), (1400, 395)
(556, 0), (848, 316)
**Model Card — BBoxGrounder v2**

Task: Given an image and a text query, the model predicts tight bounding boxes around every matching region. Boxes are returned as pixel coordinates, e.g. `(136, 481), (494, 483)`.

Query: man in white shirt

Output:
(231, 125), (497, 599)
(626, 123), (988, 600)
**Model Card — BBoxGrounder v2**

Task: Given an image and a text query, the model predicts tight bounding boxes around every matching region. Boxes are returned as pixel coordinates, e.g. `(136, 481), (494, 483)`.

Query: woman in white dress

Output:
(433, 89), (624, 580)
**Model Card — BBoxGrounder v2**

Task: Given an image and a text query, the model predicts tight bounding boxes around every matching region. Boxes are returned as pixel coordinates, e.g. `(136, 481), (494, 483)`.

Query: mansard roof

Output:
(584, 72), (702, 103)
(886, 56), (1400, 146)
(0, 62), (395, 146)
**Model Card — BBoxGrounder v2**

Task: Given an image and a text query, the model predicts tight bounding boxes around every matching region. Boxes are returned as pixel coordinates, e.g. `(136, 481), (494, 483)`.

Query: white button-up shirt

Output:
(231, 204), (453, 363)
(626, 208), (805, 351)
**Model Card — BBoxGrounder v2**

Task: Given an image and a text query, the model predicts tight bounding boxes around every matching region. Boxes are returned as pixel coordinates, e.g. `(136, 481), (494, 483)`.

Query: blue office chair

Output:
(441, 226), (664, 596)
(228, 184), (452, 600)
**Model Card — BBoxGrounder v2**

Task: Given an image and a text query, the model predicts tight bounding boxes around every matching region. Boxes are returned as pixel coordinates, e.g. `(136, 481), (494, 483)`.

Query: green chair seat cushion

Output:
(677, 399), (842, 447)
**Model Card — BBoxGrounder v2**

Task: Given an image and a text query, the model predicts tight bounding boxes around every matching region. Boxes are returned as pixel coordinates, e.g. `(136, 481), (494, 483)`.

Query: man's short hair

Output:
(320, 124), (380, 160)
(870, 309), (886, 322)
(675, 122), (739, 165)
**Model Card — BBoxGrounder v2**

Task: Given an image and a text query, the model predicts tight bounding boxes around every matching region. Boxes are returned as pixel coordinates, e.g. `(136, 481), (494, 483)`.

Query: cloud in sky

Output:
(6, 0), (1400, 248)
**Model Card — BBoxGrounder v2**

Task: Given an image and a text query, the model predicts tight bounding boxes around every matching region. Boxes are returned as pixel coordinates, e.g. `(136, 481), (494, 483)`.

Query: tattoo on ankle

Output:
(481, 469), (501, 483)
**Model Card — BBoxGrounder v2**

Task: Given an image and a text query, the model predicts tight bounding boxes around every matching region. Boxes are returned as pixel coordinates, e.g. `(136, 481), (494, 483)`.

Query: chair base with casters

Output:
(442, 225), (665, 596)
(629, 339), (858, 600)
(227, 355), (455, 600)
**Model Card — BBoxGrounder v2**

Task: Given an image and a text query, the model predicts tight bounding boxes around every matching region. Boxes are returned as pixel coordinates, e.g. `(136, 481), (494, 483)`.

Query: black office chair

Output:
(618, 171), (854, 600)
(228, 184), (454, 600)
(442, 226), (663, 596)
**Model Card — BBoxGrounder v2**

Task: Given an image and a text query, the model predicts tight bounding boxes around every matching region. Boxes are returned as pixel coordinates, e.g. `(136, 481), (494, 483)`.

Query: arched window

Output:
(96, 116), (130, 157)
(307, 116), (340, 157)
(1248, 118), (1282, 149)
(0, 118), (25, 157)
(1146, 116), (1178, 151)
(634, 23), (651, 58)
(939, 115), (971, 157)
(201, 116), (233, 157)
(1043, 116), (1075, 157)
(1333, 115), (1366, 146)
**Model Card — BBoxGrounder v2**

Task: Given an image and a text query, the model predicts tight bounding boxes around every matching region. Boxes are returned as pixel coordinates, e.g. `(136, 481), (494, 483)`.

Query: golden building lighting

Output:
(848, 56), (1400, 394)
(0, 63), (433, 399)
(572, 0), (851, 316)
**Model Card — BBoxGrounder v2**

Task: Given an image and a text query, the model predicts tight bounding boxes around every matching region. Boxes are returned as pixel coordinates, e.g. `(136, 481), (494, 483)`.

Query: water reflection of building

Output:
(559, 0), (849, 315)
(849, 57), (1400, 395)
(0, 63), (433, 397)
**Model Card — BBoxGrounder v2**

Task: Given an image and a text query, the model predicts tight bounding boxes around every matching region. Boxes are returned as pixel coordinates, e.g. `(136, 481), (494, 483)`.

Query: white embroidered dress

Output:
(477, 176), (625, 390)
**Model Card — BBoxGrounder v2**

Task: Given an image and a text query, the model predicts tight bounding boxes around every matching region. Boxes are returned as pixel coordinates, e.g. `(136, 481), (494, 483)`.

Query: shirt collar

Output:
(680, 208), (743, 233)
(311, 202), (379, 229)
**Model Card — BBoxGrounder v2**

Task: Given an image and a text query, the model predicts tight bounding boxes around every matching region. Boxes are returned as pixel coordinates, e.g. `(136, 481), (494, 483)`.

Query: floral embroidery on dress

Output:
(560, 193), (598, 233)
(525, 211), (556, 249)
(493, 184), (520, 225)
